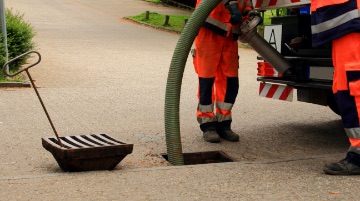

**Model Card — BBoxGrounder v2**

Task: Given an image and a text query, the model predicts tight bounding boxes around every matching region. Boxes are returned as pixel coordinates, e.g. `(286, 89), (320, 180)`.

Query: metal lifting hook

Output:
(2, 51), (63, 147)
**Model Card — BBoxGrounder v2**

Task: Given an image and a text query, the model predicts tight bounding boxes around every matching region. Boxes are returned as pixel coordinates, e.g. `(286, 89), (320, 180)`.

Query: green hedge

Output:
(0, 9), (35, 80)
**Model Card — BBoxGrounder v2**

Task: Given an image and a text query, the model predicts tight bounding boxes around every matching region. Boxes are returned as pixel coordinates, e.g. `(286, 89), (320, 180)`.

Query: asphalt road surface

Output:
(0, 0), (358, 200)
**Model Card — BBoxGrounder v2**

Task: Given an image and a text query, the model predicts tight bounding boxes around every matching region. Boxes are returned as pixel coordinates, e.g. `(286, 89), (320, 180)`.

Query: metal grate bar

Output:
(64, 136), (91, 148)
(92, 134), (122, 145)
(89, 134), (115, 145)
(74, 135), (102, 147)
(54, 137), (79, 149)
(83, 135), (107, 145)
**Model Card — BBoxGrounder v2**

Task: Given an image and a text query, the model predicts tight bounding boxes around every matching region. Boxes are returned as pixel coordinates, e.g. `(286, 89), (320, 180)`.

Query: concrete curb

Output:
(0, 74), (31, 88)
(1, 153), (342, 181)
(0, 81), (30, 88)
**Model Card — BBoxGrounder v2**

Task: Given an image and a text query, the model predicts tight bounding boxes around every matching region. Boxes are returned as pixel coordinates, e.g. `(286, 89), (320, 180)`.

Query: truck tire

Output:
(327, 92), (340, 115)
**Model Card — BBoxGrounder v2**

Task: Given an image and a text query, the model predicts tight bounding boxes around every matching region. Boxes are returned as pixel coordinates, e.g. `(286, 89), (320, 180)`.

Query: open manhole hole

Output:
(161, 151), (234, 165)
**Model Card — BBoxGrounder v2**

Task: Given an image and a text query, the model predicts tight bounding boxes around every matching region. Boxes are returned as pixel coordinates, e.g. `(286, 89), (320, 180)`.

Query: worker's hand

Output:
(230, 11), (243, 25)
(227, 3), (242, 25)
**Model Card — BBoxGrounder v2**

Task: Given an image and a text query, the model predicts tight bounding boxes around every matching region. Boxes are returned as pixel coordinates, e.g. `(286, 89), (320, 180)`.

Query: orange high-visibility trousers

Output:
(332, 32), (360, 159)
(193, 28), (239, 131)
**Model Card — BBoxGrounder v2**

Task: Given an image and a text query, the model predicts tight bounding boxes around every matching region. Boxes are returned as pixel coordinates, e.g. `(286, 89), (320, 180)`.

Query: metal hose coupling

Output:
(238, 16), (293, 75)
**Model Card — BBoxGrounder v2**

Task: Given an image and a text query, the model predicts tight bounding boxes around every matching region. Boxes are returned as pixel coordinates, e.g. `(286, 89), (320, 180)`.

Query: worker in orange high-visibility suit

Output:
(311, 0), (360, 175)
(193, 0), (254, 143)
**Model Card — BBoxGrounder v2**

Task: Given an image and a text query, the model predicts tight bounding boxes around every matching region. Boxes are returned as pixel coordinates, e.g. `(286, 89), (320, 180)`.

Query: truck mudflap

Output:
(252, 0), (311, 10)
(259, 82), (294, 101)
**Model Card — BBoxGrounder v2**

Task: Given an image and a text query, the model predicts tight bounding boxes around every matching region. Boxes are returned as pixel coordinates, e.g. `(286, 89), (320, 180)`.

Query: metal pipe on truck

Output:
(238, 16), (292, 75)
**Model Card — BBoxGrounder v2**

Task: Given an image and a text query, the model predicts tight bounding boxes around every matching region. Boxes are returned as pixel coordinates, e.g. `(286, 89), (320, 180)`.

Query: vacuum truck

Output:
(249, 0), (338, 114)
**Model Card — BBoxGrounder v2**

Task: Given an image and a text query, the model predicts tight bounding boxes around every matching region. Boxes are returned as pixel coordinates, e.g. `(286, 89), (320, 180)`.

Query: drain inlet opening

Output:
(161, 151), (235, 165)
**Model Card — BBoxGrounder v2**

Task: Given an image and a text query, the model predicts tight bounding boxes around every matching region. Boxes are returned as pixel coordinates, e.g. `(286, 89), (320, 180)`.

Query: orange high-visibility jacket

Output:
(197, 0), (253, 39)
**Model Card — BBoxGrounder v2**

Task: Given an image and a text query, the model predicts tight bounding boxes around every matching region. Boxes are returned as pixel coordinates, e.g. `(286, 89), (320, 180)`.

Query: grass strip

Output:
(127, 12), (190, 32)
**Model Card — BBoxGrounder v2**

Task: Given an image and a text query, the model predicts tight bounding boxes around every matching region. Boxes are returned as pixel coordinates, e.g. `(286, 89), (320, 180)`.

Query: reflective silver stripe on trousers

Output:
(197, 116), (217, 124)
(345, 128), (360, 154)
(216, 113), (232, 122)
(216, 101), (233, 111)
(197, 104), (216, 124)
(345, 127), (360, 139)
(348, 146), (360, 154)
(216, 102), (233, 122)
(197, 104), (214, 113)
(311, 9), (360, 34)
(205, 17), (229, 32)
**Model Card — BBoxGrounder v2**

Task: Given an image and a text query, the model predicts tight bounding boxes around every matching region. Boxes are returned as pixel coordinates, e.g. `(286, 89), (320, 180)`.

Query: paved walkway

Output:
(0, 0), (359, 200)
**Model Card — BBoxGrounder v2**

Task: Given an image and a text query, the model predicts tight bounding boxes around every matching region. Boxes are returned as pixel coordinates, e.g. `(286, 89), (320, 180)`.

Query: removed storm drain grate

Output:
(161, 151), (235, 165)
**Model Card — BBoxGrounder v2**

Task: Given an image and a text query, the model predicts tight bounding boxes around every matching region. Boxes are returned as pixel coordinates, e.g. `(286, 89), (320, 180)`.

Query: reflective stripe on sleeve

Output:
(205, 17), (230, 32)
(222, 0), (231, 5)
(311, 9), (360, 34)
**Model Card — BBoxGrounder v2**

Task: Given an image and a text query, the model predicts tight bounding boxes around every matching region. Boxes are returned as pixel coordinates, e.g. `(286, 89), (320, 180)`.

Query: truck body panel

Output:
(252, 0), (311, 10)
(249, 0), (339, 114)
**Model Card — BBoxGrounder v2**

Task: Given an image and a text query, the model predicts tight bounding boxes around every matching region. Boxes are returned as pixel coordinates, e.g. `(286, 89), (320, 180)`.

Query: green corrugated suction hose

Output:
(165, 0), (222, 165)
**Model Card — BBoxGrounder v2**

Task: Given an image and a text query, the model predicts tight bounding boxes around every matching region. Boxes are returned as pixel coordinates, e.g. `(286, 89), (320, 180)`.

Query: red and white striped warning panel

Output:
(257, 62), (282, 77)
(252, 0), (310, 9)
(259, 83), (294, 101)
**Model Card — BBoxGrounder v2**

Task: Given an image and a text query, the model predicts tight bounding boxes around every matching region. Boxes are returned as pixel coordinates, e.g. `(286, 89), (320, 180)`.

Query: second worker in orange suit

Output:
(311, 0), (360, 175)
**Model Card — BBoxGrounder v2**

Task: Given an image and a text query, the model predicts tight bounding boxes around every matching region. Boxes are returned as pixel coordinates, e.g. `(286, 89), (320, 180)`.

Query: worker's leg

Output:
(214, 38), (240, 141)
(324, 32), (360, 175)
(193, 29), (224, 142)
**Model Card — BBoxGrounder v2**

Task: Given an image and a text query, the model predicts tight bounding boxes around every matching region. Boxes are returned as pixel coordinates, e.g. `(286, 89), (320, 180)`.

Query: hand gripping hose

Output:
(165, 0), (222, 165)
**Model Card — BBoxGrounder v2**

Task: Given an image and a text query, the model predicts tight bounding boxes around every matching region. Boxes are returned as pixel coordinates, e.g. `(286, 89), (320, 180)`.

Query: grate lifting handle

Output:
(2, 50), (41, 77)
(2, 51), (63, 147)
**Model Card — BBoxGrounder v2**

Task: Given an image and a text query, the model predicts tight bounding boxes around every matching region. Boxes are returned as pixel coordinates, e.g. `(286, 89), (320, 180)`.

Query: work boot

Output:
(323, 158), (360, 175)
(217, 128), (239, 142)
(216, 120), (239, 142)
(203, 130), (220, 143)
